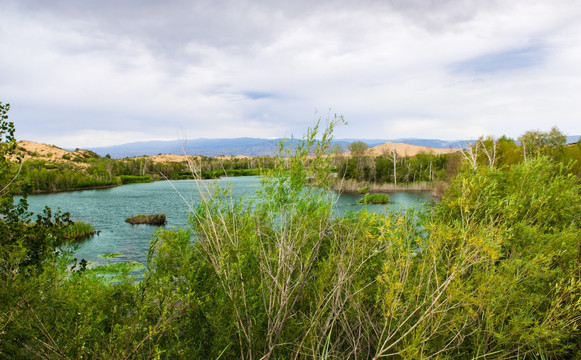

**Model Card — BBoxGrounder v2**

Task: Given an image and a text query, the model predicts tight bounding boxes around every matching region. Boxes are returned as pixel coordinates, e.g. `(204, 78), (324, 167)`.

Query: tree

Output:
(518, 126), (566, 161)
(0, 102), (72, 273)
(347, 141), (368, 181)
(1, 102), (17, 213)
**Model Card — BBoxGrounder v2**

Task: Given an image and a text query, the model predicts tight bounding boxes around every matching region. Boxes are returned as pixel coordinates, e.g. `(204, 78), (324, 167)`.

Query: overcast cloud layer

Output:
(1, 0), (580, 147)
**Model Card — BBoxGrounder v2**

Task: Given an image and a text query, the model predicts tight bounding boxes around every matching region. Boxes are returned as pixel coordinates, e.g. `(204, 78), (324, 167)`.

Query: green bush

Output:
(119, 175), (153, 184)
(359, 192), (389, 204)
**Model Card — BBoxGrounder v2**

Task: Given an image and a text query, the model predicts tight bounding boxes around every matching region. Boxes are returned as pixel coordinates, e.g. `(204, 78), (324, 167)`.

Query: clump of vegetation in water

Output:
(64, 221), (97, 241)
(125, 214), (166, 225)
(359, 193), (389, 204)
(119, 175), (153, 184)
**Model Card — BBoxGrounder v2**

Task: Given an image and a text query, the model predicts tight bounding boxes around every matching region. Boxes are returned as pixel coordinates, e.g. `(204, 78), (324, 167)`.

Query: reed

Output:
(119, 175), (153, 184)
(359, 193), (390, 204)
(64, 221), (96, 241)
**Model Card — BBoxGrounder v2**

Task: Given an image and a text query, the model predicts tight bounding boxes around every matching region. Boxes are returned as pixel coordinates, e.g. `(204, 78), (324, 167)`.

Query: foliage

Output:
(519, 126), (566, 161)
(119, 174), (153, 184)
(338, 149), (450, 185)
(359, 192), (390, 204)
(63, 221), (96, 241)
(1, 102), (17, 212)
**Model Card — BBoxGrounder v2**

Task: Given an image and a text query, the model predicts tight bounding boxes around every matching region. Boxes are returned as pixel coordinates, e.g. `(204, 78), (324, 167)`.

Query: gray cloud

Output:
(1, 0), (580, 147)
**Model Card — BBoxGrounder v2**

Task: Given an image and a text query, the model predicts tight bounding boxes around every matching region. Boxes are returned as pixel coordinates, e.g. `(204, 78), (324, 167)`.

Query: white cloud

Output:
(1, 0), (581, 147)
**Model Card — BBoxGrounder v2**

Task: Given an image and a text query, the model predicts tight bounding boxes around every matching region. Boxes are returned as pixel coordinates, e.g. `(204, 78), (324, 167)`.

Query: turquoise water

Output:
(20, 176), (433, 265)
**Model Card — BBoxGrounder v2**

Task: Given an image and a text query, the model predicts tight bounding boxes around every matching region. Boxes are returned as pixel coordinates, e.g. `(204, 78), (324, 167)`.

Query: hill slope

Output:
(366, 142), (458, 157)
(13, 141), (98, 166)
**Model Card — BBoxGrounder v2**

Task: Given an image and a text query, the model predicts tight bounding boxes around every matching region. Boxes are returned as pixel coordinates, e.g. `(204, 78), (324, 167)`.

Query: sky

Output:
(1, 0), (580, 148)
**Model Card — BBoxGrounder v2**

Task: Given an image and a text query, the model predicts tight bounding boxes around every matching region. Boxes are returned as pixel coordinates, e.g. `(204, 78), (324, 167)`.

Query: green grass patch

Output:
(119, 175), (153, 184)
(359, 193), (390, 204)
(64, 221), (96, 241)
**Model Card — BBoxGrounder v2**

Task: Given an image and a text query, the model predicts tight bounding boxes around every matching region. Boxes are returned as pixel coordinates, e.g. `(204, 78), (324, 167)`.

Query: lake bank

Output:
(331, 179), (435, 193)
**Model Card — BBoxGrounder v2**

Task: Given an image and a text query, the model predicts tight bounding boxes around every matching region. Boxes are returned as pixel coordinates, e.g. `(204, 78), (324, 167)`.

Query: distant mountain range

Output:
(87, 136), (581, 159)
(88, 138), (475, 158)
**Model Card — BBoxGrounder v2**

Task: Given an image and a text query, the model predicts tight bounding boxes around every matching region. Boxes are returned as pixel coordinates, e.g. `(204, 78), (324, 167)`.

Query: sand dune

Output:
(13, 140), (251, 165)
(365, 142), (458, 157)
(12, 141), (95, 167)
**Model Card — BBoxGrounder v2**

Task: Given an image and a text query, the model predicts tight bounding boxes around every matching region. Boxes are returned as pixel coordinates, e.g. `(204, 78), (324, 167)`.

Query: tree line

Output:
(335, 129), (581, 186)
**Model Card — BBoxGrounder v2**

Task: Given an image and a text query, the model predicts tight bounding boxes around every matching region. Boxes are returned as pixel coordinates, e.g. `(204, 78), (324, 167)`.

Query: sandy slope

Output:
(365, 142), (458, 157)
(12, 141), (95, 167)
(138, 154), (250, 163)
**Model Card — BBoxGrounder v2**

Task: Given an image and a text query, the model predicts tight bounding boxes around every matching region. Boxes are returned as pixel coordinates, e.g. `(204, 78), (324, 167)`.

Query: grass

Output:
(119, 175), (153, 184)
(359, 193), (390, 204)
(64, 221), (96, 241)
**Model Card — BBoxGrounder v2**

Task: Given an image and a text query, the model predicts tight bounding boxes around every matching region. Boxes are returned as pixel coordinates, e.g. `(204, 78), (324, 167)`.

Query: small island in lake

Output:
(359, 193), (390, 204)
(125, 214), (166, 225)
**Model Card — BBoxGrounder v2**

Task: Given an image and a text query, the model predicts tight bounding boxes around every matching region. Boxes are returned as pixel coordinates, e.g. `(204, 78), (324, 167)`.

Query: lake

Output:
(20, 176), (433, 266)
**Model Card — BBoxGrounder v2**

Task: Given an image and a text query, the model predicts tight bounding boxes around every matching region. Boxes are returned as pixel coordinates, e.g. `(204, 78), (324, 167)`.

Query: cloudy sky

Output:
(1, 0), (580, 148)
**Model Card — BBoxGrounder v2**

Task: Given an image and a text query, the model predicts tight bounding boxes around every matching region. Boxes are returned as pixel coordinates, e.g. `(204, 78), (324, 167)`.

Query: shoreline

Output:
(331, 179), (436, 194)
(15, 184), (122, 195)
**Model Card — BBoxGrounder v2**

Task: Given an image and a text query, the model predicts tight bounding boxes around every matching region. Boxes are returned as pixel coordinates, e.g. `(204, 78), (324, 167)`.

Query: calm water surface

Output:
(20, 176), (433, 266)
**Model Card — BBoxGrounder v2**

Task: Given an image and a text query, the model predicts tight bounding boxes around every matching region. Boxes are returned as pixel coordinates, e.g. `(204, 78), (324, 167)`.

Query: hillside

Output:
(366, 142), (458, 157)
(12, 141), (99, 166)
(13, 141), (254, 166)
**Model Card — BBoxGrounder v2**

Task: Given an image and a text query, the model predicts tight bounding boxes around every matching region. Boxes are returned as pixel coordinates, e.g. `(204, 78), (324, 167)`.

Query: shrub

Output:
(119, 175), (153, 184)
(359, 192), (389, 204)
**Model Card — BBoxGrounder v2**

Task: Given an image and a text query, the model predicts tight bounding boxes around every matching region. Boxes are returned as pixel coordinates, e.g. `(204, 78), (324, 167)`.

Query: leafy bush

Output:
(359, 192), (389, 204)
(119, 175), (153, 184)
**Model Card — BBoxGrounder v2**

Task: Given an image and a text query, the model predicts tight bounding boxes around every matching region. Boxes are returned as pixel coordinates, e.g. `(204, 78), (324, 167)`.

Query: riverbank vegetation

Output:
(2, 104), (581, 358)
(334, 129), (581, 193)
(12, 147), (277, 193)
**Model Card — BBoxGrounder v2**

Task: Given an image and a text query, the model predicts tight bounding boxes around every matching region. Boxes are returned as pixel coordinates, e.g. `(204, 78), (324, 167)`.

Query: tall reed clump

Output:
(63, 221), (96, 241)
(119, 175), (152, 184)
